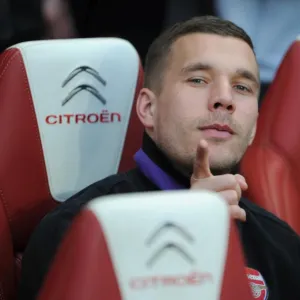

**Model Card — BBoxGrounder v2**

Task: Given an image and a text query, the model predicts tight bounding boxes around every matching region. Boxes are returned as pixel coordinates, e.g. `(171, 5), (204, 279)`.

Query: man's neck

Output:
(141, 133), (191, 188)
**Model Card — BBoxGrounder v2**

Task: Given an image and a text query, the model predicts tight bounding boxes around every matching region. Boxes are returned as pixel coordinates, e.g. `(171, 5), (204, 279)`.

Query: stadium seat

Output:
(38, 191), (254, 300)
(0, 38), (143, 299)
(241, 37), (300, 234)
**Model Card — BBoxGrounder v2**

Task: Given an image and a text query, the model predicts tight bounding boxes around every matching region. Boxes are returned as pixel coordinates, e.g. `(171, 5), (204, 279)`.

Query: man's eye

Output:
(234, 85), (251, 92)
(189, 78), (206, 84)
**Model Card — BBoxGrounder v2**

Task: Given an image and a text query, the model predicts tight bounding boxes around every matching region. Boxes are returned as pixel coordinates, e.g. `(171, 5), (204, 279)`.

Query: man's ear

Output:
(136, 88), (157, 130)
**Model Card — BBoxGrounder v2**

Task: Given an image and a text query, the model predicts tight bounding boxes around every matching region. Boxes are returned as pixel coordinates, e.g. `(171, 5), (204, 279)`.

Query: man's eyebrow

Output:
(180, 62), (213, 74)
(236, 68), (260, 87)
(180, 63), (260, 87)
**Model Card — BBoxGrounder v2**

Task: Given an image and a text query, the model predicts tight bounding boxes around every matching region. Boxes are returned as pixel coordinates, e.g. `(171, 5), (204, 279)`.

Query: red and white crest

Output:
(245, 267), (268, 300)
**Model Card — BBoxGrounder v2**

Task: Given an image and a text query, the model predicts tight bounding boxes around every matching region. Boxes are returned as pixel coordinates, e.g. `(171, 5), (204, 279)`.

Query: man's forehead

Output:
(172, 32), (253, 54)
(169, 33), (258, 76)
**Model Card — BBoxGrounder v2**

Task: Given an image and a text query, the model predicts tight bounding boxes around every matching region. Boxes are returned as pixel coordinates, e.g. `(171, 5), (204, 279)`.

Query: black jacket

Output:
(19, 134), (300, 300)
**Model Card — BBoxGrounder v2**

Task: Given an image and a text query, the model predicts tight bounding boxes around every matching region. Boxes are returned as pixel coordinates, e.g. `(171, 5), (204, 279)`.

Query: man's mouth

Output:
(199, 124), (234, 139)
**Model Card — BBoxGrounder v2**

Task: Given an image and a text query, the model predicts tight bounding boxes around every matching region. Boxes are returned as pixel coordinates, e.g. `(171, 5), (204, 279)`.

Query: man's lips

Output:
(200, 124), (234, 134)
(199, 124), (234, 139)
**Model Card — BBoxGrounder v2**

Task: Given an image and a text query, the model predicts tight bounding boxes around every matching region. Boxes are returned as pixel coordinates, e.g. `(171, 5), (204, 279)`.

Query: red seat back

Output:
(241, 39), (300, 234)
(0, 38), (143, 299)
(0, 203), (15, 300)
(38, 191), (254, 300)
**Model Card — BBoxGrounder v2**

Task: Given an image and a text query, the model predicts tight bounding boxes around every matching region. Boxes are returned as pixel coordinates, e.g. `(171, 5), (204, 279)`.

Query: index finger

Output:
(192, 139), (213, 180)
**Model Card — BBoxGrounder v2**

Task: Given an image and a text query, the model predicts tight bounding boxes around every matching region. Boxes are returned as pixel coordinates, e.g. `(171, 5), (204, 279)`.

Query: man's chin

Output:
(209, 155), (239, 175)
(205, 137), (234, 146)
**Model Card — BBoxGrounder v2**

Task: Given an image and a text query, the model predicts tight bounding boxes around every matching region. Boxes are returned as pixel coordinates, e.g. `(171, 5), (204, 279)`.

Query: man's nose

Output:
(208, 80), (235, 113)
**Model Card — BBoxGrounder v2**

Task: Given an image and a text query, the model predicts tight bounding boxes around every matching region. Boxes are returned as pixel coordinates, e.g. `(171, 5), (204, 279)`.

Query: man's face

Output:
(141, 33), (259, 174)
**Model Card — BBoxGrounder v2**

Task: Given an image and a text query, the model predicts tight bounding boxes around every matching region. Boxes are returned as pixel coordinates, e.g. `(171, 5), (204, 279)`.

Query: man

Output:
(0, 0), (76, 53)
(42, 0), (77, 39)
(19, 16), (300, 300)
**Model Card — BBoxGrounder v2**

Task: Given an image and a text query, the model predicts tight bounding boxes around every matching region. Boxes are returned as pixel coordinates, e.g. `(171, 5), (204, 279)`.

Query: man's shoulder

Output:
(241, 198), (300, 245)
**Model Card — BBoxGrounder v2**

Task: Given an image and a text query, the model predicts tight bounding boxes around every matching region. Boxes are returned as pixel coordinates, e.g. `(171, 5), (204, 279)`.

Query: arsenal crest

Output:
(245, 267), (268, 300)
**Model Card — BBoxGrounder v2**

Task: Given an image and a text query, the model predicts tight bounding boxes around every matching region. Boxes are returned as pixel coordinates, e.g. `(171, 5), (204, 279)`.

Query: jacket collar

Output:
(134, 132), (190, 189)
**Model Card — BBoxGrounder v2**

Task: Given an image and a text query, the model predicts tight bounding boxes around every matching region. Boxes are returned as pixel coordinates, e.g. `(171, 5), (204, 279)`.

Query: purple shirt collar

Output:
(134, 148), (186, 190)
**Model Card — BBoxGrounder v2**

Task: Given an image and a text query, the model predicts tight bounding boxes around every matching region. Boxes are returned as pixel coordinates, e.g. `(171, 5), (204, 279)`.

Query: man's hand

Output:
(190, 139), (247, 221)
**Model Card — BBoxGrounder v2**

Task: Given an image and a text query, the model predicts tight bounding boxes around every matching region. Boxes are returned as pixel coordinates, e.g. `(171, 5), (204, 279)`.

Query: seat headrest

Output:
(38, 191), (253, 300)
(0, 38), (144, 248)
(241, 38), (300, 232)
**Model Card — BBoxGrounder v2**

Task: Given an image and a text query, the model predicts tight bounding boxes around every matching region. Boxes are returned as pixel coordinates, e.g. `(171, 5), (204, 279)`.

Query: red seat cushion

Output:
(38, 191), (253, 300)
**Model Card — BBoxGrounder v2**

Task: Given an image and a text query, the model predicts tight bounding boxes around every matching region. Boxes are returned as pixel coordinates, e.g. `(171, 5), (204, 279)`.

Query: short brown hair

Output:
(144, 15), (255, 92)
